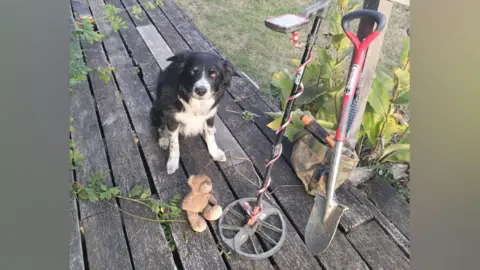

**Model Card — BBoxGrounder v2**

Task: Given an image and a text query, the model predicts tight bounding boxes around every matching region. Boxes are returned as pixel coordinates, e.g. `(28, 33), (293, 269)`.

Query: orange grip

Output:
(325, 136), (335, 148)
(300, 114), (313, 125)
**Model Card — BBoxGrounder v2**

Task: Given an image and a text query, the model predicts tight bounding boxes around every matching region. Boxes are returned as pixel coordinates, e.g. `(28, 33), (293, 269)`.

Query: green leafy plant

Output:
(70, 18), (101, 88)
(72, 18), (104, 44)
(356, 37), (410, 165)
(269, 0), (359, 120)
(104, 1), (162, 31)
(69, 139), (85, 169)
(71, 170), (183, 250)
(104, 5), (128, 32)
(95, 64), (116, 84)
(266, 0), (410, 166)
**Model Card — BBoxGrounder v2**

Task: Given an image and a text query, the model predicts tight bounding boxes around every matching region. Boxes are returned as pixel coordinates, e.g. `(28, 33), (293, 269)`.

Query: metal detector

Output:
(218, 0), (331, 260)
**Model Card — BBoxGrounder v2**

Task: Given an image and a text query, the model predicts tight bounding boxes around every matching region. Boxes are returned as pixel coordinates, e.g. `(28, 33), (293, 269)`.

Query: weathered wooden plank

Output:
(137, 24), (175, 69)
(346, 221), (410, 269)
(209, 116), (250, 168)
(136, 0), (190, 53)
(69, 190), (85, 270)
(71, 0), (91, 18)
(216, 94), (367, 267)
(80, 2), (179, 268)
(179, 136), (276, 270)
(70, 7), (133, 268)
(358, 177), (410, 238)
(158, 0), (212, 52)
(345, 0), (394, 147)
(105, 0), (157, 67)
(70, 75), (132, 270)
(88, 2), (133, 69)
(348, 183), (410, 255)
(349, 166), (375, 186)
(318, 232), (369, 270)
(157, 185), (229, 270)
(336, 185), (374, 232)
(109, 0), (163, 91)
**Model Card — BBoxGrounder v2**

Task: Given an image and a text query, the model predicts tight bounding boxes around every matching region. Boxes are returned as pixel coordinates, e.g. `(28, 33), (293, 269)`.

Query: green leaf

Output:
(100, 184), (108, 191)
(368, 76), (391, 116)
(381, 143), (410, 162)
(316, 49), (335, 68)
(145, 2), (156, 9)
(395, 90), (410, 105)
(88, 193), (98, 203)
(400, 37), (410, 68)
(382, 114), (409, 143)
(375, 71), (395, 92)
(270, 71), (292, 110)
(347, 3), (362, 13)
(327, 8), (342, 35)
(109, 187), (121, 196)
(331, 34), (351, 59)
(266, 116), (282, 132)
(361, 104), (383, 146)
(99, 192), (108, 200)
(139, 188), (151, 200)
(392, 67), (410, 97)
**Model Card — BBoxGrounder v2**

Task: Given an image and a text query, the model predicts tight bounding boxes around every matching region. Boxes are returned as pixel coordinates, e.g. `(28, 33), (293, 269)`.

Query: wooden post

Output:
(346, 0), (393, 148)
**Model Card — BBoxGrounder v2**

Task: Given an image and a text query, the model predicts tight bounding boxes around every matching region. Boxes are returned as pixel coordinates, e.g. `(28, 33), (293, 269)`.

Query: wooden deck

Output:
(69, 0), (410, 269)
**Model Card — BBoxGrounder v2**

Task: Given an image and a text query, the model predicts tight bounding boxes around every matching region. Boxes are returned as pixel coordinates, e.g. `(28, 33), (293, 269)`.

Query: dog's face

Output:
(167, 51), (239, 100)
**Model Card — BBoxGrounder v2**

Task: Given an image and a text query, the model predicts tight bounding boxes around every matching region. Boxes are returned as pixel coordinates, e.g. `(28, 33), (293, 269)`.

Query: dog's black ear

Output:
(222, 60), (241, 87)
(166, 51), (192, 63)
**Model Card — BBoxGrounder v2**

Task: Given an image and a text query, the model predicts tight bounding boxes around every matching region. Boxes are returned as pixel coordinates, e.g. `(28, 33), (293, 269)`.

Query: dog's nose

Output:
(195, 86), (208, 96)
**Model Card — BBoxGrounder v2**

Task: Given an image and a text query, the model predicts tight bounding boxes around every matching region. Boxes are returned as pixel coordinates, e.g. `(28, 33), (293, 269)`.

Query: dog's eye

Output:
(190, 68), (198, 75)
(209, 70), (217, 79)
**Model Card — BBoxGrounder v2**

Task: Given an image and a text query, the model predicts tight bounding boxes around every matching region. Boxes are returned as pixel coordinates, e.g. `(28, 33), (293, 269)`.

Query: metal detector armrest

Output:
(300, 0), (331, 19)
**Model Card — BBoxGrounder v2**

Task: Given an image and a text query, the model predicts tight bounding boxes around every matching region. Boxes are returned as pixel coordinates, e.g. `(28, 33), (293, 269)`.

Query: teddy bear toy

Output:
(181, 175), (223, 232)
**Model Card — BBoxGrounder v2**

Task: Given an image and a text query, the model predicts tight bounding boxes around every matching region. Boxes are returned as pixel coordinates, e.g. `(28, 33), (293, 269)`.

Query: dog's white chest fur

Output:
(175, 98), (217, 137)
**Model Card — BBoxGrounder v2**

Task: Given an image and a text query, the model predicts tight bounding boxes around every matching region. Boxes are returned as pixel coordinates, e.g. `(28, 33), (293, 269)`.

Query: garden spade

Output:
(304, 9), (386, 255)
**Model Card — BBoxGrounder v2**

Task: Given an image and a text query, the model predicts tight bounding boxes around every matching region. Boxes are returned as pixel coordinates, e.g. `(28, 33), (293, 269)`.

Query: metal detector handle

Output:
(300, 0), (331, 19)
(341, 9), (387, 33)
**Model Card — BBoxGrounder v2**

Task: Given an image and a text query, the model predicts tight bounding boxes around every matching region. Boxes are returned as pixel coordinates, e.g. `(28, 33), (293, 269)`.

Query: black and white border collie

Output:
(150, 51), (240, 175)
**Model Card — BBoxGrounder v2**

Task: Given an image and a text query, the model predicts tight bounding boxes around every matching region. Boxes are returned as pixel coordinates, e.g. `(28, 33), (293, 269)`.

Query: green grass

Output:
(178, 0), (314, 92)
(178, 0), (410, 97)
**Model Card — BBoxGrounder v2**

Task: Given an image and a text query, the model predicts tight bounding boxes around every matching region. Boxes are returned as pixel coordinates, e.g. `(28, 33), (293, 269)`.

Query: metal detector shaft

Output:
(254, 16), (323, 208)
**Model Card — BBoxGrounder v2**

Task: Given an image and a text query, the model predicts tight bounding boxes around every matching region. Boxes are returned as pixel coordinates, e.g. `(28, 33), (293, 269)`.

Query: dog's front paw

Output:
(210, 149), (227, 162)
(158, 137), (169, 150)
(166, 158), (179, 175)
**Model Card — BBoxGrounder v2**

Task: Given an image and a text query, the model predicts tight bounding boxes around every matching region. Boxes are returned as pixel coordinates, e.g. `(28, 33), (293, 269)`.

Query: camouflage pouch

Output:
(291, 132), (359, 196)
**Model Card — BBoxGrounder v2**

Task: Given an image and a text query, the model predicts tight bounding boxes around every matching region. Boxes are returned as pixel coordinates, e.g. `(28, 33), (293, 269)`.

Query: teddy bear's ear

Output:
(187, 175), (195, 186)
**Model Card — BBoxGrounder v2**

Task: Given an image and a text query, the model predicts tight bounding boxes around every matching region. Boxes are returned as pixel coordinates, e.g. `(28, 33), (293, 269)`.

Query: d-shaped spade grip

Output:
(341, 9), (386, 33)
